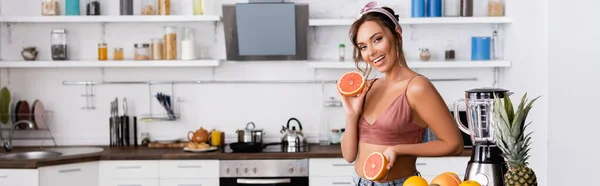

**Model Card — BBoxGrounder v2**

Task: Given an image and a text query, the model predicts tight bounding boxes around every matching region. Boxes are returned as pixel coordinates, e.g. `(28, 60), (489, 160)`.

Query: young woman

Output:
(339, 2), (464, 185)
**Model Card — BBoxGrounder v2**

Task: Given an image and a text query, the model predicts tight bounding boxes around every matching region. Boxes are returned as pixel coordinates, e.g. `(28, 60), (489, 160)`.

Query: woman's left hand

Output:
(382, 147), (396, 170)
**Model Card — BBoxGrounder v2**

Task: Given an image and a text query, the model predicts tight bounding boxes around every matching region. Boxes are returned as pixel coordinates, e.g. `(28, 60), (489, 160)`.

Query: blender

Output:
(453, 88), (508, 186)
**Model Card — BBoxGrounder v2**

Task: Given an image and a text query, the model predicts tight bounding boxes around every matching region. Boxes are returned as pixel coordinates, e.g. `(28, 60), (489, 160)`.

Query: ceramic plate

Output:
(0, 87), (10, 124)
(183, 146), (218, 153)
(32, 100), (46, 129)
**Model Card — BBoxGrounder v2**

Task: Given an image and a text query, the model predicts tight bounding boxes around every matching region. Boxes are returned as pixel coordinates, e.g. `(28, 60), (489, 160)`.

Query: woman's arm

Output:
(392, 77), (464, 157)
(341, 115), (360, 163)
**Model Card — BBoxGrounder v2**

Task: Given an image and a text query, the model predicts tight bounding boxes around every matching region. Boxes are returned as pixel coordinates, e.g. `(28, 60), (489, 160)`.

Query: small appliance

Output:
(453, 87), (508, 186)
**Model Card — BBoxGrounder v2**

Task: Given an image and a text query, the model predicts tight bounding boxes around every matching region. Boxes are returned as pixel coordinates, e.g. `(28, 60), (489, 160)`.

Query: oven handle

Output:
(237, 178), (291, 184)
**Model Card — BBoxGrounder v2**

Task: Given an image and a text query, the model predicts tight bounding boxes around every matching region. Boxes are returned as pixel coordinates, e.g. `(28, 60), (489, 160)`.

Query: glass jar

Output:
(193, 0), (204, 15)
(141, 0), (156, 15)
(150, 38), (163, 60)
(134, 43), (150, 60)
(181, 28), (196, 60)
(460, 0), (473, 17)
(445, 41), (455, 61)
(42, 0), (60, 16)
(65, 0), (80, 16)
(51, 29), (68, 60)
(419, 48), (431, 61)
(163, 26), (177, 60)
(330, 129), (341, 144)
(444, 0), (459, 17)
(338, 44), (345, 62)
(86, 0), (101, 15)
(98, 42), (107, 61)
(158, 0), (171, 15)
(114, 48), (124, 60)
(488, 0), (504, 16)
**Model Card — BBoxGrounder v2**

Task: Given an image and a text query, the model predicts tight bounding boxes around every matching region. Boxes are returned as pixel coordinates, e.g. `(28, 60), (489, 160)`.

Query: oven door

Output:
(220, 177), (309, 186)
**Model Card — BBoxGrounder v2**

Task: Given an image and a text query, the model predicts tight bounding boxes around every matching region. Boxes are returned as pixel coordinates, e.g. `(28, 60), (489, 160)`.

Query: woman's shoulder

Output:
(405, 75), (437, 97)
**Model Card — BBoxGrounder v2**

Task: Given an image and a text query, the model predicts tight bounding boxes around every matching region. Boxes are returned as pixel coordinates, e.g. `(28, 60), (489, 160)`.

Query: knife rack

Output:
(0, 111), (57, 148)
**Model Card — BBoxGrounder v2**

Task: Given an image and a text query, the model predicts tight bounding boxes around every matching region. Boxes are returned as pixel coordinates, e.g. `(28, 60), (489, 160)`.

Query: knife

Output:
(122, 97), (130, 146)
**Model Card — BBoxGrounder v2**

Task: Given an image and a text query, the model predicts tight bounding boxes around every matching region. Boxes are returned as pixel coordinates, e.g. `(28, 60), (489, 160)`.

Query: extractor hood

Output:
(222, 0), (309, 61)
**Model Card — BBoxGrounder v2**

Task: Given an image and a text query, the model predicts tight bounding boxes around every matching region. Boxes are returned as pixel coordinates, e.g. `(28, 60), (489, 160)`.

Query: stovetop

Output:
(224, 143), (289, 153)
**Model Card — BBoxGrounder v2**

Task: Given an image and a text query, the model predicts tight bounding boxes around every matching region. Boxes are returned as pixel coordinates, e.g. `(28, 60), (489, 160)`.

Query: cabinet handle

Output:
(331, 164), (354, 166)
(0, 175), (7, 178)
(117, 185), (141, 186)
(59, 168), (81, 173)
(178, 184), (202, 186)
(117, 166), (142, 169)
(416, 163), (427, 165)
(177, 165), (202, 169)
(333, 182), (351, 185)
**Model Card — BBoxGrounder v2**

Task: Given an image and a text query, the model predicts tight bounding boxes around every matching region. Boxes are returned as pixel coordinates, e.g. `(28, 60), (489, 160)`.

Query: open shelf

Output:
(0, 15), (221, 23)
(309, 17), (513, 26)
(0, 60), (222, 68)
(307, 60), (512, 69)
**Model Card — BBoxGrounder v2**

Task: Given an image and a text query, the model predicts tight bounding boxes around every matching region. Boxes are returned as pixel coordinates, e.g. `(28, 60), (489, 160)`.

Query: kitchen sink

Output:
(0, 151), (62, 160)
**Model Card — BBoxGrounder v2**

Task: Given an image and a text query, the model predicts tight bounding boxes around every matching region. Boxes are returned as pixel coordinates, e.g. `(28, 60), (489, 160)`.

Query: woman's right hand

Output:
(338, 83), (371, 118)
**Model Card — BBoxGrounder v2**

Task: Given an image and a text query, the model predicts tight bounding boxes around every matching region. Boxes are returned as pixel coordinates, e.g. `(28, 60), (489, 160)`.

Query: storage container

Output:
(42, 0), (60, 16)
(471, 37), (491, 60)
(135, 43), (150, 60)
(65, 0), (80, 16)
(163, 26), (177, 60)
(141, 0), (156, 15)
(427, 0), (442, 17)
(51, 29), (68, 60)
(411, 0), (426, 17)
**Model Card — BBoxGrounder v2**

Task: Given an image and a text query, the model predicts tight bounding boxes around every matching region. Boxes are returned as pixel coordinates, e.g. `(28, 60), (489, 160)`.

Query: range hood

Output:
(222, 0), (309, 61)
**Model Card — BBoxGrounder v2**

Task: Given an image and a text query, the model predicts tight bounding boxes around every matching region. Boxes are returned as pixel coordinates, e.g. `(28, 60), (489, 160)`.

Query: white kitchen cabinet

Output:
(39, 161), (99, 186)
(310, 176), (354, 186)
(158, 160), (219, 179)
(0, 169), (39, 186)
(160, 178), (219, 186)
(99, 160), (159, 179)
(309, 158), (355, 177)
(99, 178), (159, 186)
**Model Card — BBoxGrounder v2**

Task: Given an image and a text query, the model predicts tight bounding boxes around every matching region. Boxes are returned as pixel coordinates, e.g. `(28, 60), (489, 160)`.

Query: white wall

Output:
(547, 0), (598, 185)
(0, 0), (552, 184)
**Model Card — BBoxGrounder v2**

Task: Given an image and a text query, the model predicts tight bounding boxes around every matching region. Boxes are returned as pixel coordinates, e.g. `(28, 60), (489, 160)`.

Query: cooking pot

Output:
(236, 122), (264, 143)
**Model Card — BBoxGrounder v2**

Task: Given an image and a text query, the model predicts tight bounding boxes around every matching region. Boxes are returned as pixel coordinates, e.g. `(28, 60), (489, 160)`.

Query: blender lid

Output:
(466, 87), (509, 93)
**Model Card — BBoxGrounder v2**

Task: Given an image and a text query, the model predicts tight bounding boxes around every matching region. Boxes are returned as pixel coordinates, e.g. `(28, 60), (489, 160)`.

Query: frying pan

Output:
(229, 142), (281, 153)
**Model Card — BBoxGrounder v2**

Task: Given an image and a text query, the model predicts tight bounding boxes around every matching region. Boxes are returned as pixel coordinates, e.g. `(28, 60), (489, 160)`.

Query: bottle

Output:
(98, 42), (107, 61)
(181, 28), (197, 60)
(86, 0), (101, 16)
(338, 44), (345, 62)
(445, 41), (456, 61)
(120, 0), (133, 15)
(194, 0), (204, 15)
(51, 29), (68, 60)
(65, 0), (80, 16)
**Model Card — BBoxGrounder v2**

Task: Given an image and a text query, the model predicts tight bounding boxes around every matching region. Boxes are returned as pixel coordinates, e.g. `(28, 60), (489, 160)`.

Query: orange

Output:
(363, 152), (388, 181)
(430, 172), (462, 186)
(402, 176), (429, 186)
(459, 180), (481, 186)
(337, 71), (366, 97)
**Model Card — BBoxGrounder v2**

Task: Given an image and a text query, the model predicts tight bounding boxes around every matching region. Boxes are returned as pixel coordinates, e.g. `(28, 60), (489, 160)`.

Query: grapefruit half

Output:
(337, 71), (366, 97)
(363, 152), (389, 181)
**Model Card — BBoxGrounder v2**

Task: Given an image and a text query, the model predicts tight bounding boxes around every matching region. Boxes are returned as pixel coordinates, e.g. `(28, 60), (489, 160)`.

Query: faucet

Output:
(1, 120), (35, 152)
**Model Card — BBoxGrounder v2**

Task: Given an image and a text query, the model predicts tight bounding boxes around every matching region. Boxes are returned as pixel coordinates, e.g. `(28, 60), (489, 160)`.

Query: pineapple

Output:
(492, 92), (540, 186)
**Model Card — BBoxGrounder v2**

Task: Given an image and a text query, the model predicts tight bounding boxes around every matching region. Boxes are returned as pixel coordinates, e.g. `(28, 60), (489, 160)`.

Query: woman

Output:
(339, 2), (464, 185)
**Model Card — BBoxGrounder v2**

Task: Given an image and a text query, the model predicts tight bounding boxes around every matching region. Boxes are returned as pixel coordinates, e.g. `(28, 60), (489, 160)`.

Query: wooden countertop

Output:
(0, 144), (472, 169)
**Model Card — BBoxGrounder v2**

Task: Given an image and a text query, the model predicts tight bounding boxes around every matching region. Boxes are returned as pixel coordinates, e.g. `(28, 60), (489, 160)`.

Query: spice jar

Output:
(163, 26), (177, 60)
(460, 0), (473, 17)
(98, 42), (107, 61)
(141, 0), (156, 15)
(134, 43), (150, 60)
(339, 44), (345, 62)
(114, 48), (124, 60)
(488, 0), (504, 16)
(330, 129), (341, 144)
(419, 48), (431, 61)
(51, 29), (68, 60)
(120, 0), (133, 15)
(158, 0), (171, 15)
(42, 0), (60, 16)
(445, 41), (455, 61)
(150, 38), (163, 60)
(181, 28), (196, 60)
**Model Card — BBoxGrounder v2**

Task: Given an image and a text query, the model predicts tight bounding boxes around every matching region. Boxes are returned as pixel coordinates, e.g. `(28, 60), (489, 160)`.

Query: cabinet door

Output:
(159, 160), (219, 179)
(309, 158), (355, 177)
(39, 161), (99, 186)
(310, 177), (353, 186)
(0, 169), (39, 186)
(160, 178), (219, 186)
(99, 160), (159, 179)
(99, 179), (159, 186)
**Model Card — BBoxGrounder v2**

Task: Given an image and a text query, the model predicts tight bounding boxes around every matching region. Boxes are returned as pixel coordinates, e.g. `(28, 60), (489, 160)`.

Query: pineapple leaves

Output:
(503, 93), (514, 122)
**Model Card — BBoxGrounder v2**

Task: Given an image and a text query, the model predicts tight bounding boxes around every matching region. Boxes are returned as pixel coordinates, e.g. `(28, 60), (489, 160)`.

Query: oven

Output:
(219, 159), (309, 186)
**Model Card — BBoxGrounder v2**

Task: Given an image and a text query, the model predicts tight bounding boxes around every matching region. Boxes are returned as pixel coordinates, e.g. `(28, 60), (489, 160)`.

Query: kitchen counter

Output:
(0, 144), (472, 169)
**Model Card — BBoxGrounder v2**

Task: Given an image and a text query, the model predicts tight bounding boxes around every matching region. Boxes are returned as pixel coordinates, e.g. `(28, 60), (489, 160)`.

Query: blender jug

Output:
(453, 88), (509, 144)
